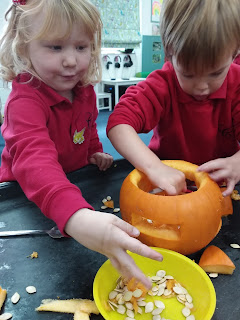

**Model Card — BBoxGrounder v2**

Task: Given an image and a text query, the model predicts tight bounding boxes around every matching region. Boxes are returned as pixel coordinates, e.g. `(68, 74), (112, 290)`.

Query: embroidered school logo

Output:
(73, 128), (85, 144)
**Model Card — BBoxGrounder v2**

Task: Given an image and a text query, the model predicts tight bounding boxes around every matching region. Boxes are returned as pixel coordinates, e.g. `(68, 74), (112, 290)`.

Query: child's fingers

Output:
(198, 159), (224, 172)
(112, 216), (140, 237)
(120, 234), (163, 262)
(110, 253), (152, 289)
(111, 218), (163, 261)
(222, 181), (235, 197)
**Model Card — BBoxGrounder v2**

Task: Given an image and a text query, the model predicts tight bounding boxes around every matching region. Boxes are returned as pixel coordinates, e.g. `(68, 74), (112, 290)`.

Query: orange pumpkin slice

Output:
(199, 245), (235, 275)
(126, 278), (148, 312)
(103, 200), (114, 209)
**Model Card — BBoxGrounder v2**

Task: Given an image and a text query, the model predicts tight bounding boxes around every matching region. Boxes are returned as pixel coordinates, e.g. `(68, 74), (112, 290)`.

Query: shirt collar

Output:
(16, 73), (85, 106)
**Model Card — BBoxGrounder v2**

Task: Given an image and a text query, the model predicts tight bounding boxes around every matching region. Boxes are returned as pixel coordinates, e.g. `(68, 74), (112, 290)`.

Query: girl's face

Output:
(28, 14), (92, 101)
(172, 54), (233, 101)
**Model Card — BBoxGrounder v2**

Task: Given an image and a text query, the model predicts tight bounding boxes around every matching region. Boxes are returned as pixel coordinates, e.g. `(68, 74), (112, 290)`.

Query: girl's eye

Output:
(77, 46), (85, 51)
(50, 46), (62, 51)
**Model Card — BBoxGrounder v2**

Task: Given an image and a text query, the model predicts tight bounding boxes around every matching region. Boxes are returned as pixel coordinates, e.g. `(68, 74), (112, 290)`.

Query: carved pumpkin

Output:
(120, 160), (232, 255)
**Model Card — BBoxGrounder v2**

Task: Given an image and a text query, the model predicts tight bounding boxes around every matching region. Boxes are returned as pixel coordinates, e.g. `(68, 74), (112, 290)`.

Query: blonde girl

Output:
(0, 0), (163, 288)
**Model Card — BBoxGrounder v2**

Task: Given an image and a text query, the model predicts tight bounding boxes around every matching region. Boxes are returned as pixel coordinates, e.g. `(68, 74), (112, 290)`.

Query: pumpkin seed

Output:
(186, 315), (196, 320)
(123, 291), (133, 302)
(125, 302), (133, 310)
(152, 308), (163, 315)
(156, 270), (166, 277)
(209, 273), (218, 278)
(137, 300), (146, 307)
(113, 208), (120, 213)
(132, 288), (142, 298)
(101, 205), (107, 209)
(11, 292), (20, 304)
(182, 306), (191, 317)
(106, 196), (112, 201)
(26, 286), (37, 294)
(186, 293), (193, 303)
(137, 306), (142, 314)
(108, 300), (118, 308)
(125, 317), (136, 320)
(108, 300), (116, 311)
(117, 305), (126, 314)
(177, 295), (186, 304)
(164, 289), (172, 296)
(109, 290), (118, 300)
(185, 302), (194, 309)
(152, 286), (159, 292)
(157, 286), (165, 296)
(173, 286), (185, 294)
(126, 309), (135, 318)
(153, 316), (161, 320)
(230, 243), (240, 249)
(154, 300), (165, 309)
(0, 314), (13, 320)
(145, 301), (154, 313)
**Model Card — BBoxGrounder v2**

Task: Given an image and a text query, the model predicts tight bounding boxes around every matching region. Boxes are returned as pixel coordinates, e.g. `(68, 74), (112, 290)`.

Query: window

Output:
(91, 0), (141, 48)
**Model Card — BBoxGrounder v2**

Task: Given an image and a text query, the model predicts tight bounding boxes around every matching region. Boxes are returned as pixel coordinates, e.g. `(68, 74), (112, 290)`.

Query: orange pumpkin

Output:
(120, 160), (232, 255)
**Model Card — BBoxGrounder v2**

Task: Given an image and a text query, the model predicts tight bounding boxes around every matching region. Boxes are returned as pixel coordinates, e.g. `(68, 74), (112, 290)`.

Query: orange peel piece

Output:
(103, 200), (114, 209)
(199, 245), (236, 274)
(0, 286), (7, 311)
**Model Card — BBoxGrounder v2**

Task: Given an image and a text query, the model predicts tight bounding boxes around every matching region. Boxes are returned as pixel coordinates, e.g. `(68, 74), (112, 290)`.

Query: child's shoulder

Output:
(227, 63), (240, 84)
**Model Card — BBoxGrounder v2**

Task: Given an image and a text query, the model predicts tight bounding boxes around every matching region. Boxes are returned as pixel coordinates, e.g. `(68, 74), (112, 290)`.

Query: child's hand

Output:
(198, 152), (240, 196)
(89, 152), (113, 171)
(146, 162), (187, 195)
(65, 209), (163, 289)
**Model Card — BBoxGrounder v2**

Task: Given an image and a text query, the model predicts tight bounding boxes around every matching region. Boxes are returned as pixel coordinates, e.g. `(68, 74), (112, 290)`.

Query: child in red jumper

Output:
(0, 0), (162, 288)
(107, 0), (240, 197)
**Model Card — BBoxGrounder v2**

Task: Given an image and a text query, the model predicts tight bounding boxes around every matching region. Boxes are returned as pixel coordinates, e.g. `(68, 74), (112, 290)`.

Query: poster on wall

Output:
(151, 0), (163, 23)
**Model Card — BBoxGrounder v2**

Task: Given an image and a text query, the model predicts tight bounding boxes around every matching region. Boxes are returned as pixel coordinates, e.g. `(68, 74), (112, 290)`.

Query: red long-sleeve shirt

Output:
(0, 74), (103, 234)
(107, 62), (240, 165)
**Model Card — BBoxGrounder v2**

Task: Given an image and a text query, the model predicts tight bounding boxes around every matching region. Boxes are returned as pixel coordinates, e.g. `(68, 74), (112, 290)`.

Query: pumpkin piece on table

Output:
(0, 286), (7, 311)
(103, 200), (114, 209)
(198, 245), (236, 275)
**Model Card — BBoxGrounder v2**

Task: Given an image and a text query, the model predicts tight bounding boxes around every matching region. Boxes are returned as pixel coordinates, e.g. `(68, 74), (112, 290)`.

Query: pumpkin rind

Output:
(199, 245), (235, 274)
(120, 160), (232, 255)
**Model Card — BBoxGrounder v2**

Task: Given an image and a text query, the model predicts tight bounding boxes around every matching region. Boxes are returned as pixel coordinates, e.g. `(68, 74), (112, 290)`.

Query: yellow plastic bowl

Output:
(93, 248), (216, 320)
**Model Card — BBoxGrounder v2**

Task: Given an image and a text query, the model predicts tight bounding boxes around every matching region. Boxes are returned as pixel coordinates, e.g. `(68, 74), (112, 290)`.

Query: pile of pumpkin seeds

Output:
(107, 270), (195, 320)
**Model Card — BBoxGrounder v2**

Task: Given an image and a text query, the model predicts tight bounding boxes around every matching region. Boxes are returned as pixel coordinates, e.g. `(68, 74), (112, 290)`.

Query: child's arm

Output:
(108, 124), (186, 195)
(198, 150), (240, 196)
(65, 208), (163, 289)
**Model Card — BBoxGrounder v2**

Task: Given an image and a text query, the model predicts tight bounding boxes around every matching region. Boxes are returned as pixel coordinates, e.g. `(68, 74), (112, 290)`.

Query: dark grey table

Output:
(0, 159), (239, 320)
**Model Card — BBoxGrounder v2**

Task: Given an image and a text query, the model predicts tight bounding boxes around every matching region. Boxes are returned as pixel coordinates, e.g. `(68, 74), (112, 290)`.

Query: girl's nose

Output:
(62, 51), (77, 68)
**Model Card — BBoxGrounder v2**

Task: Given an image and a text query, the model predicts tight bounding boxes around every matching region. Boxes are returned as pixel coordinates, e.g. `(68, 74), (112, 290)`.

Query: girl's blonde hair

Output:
(160, 0), (240, 72)
(0, 0), (102, 85)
